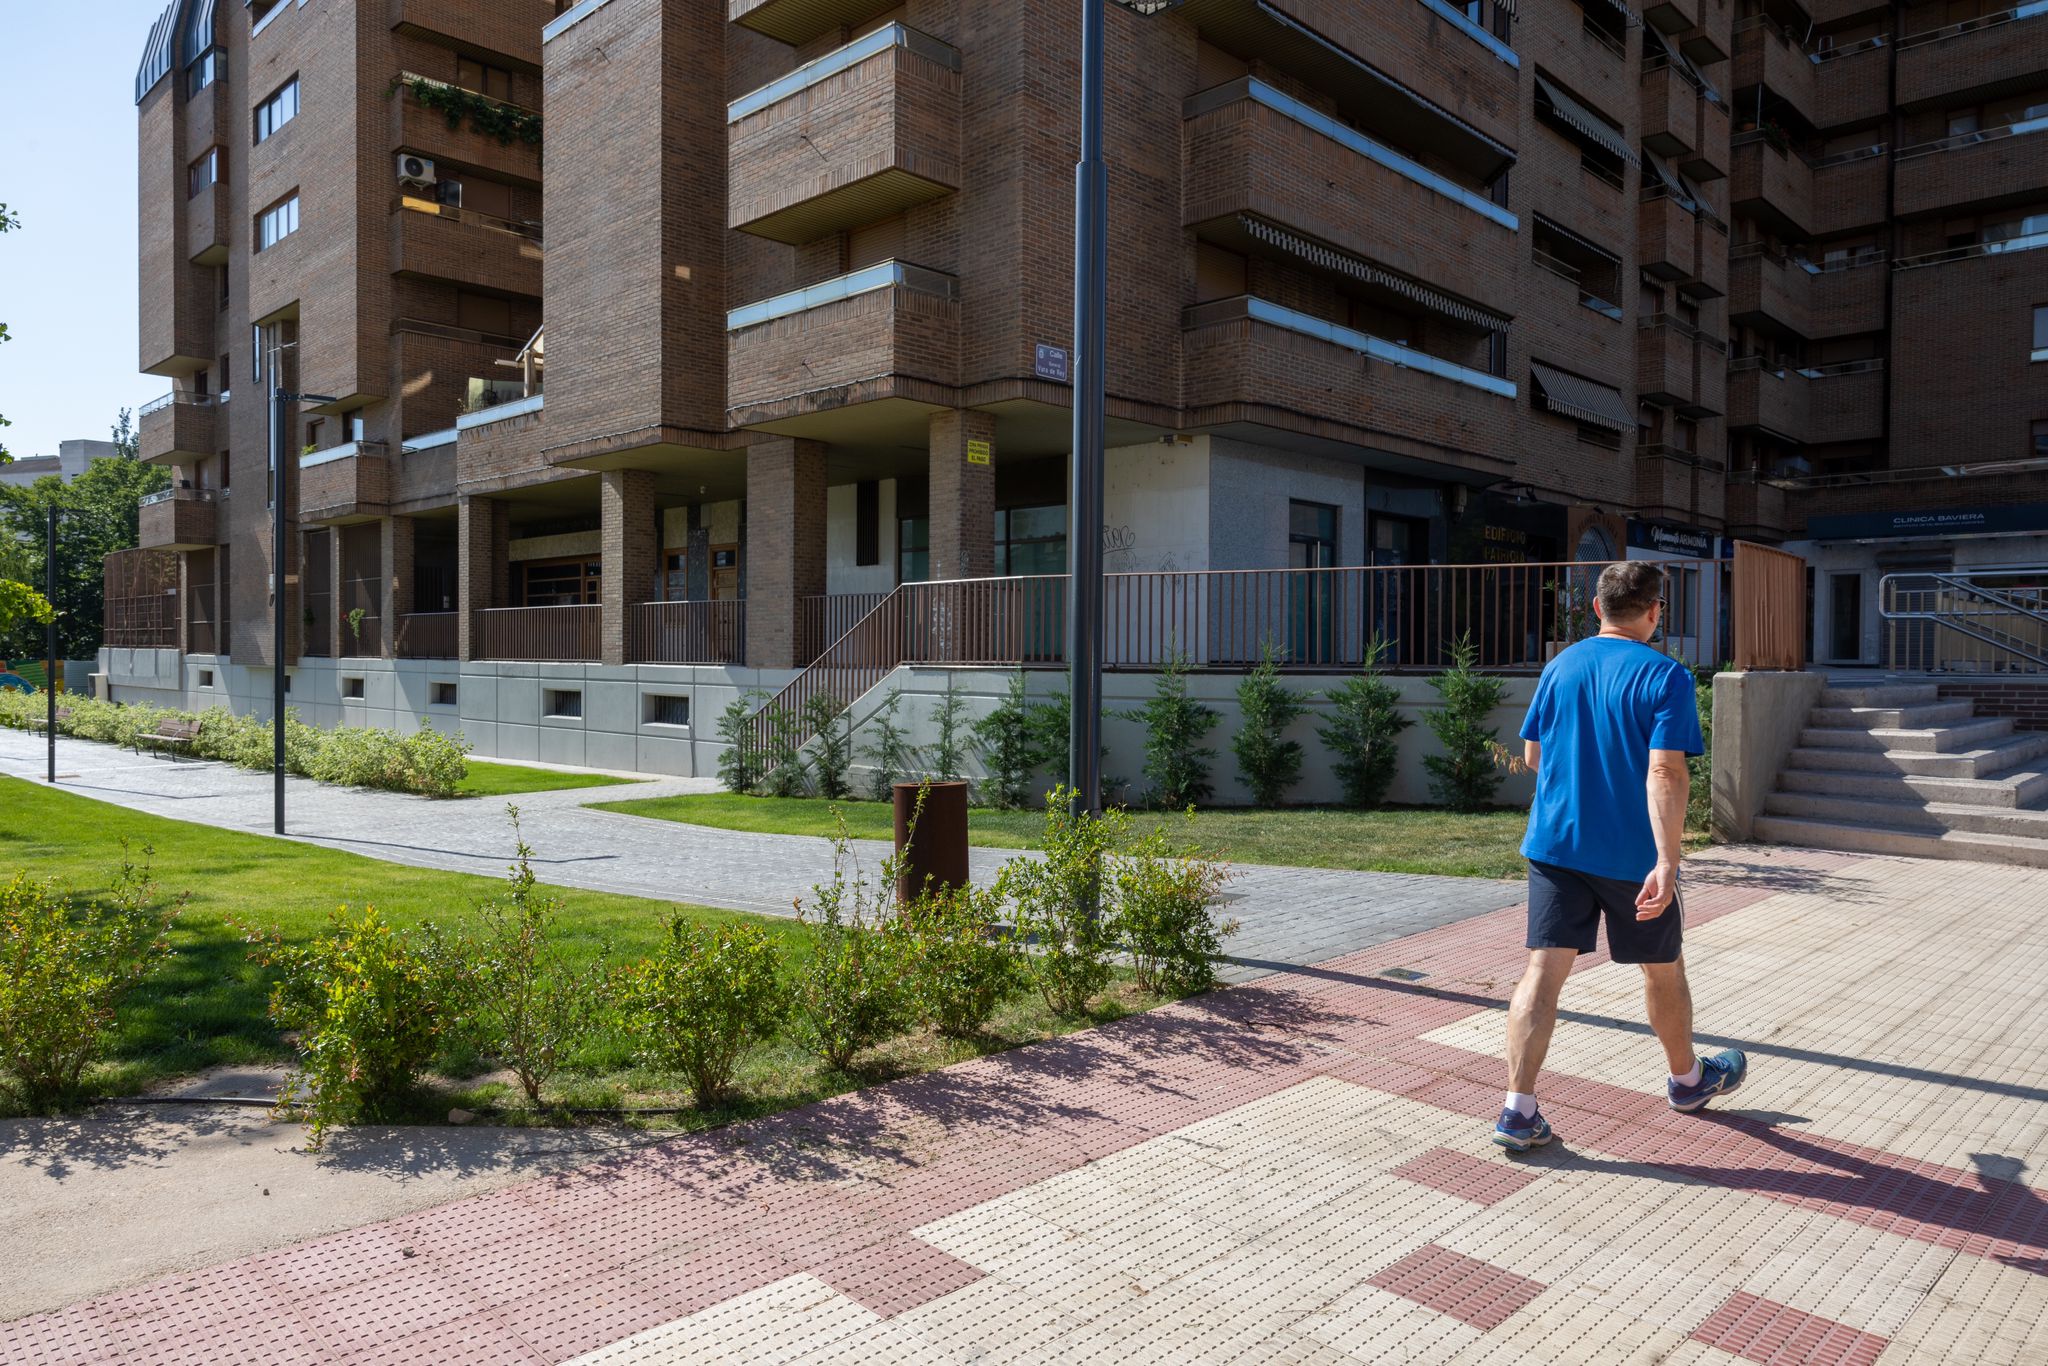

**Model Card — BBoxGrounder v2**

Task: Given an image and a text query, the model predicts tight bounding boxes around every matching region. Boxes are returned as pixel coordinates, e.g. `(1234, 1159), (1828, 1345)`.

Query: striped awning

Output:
(1239, 216), (1512, 332)
(1533, 74), (1638, 166)
(1642, 150), (1701, 212)
(1530, 362), (1636, 432)
(1532, 213), (1620, 264)
(1592, 0), (1639, 25)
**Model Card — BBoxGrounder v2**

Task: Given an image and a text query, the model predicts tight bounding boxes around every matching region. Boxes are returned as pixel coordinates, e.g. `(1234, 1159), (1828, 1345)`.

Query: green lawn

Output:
(456, 760), (645, 798)
(593, 792), (1533, 880)
(0, 777), (1163, 1124)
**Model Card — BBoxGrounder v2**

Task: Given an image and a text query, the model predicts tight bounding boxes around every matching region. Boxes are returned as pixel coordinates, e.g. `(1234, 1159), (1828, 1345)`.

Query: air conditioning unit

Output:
(396, 154), (436, 186)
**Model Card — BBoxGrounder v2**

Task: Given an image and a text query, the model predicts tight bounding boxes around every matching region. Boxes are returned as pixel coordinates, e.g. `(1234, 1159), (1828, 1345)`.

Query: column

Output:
(327, 529), (345, 659)
(457, 496), (508, 662)
(928, 408), (996, 581)
(744, 436), (827, 669)
(380, 515), (414, 660)
(600, 468), (658, 667)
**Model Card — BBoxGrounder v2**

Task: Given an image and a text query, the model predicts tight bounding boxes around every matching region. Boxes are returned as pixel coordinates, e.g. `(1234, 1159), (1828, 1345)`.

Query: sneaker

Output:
(1668, 1049), (1749, 1113)
(1491, 1107), (1553, 1153)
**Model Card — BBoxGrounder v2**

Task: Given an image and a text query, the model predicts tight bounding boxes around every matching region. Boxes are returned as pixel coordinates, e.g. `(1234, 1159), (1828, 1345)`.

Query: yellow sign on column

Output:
(966, 439), (992, 466)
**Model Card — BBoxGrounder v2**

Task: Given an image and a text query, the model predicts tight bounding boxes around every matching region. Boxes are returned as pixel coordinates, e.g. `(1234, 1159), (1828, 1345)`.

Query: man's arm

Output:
(1636, 748), (1690, 918)
(1523, 739), (1541, 772)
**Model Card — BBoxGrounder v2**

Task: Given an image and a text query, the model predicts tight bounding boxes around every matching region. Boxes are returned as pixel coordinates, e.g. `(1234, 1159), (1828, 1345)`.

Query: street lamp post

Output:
(1068, 0), (1181, 817)
(270, 385), (336, 834)
(44, 506), (57, 784)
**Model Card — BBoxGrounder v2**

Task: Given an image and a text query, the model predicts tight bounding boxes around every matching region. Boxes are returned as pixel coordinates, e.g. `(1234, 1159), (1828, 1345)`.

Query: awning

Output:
(1239, 215), (1512, 332)
(1643, 25), (1724, 104)
(1592, 0), (1639, 26)
(1641, 150), (1700, 212)
(1532, 213), (1620, 264)
(1179, 0), (1516, 182)
(1531, 362), (1636, 433)
(1533, 74), (1639, 166)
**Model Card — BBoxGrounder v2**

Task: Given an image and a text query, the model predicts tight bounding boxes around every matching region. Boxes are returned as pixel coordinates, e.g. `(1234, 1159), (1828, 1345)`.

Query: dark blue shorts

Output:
(1526, 859), (1684, 964)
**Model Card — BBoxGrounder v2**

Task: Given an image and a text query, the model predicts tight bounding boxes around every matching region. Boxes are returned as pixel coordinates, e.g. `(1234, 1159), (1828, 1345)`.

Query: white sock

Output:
(1504, 1091), (1538, 1118)
(1671, 1061), (1703, 1088)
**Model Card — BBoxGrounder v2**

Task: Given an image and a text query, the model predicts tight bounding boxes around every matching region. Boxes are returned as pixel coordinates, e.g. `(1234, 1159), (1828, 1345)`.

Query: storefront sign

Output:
(1034, 344), (1070, 383)
(1807, 503), (2048, 541)
(1627, 520), (1718, 558)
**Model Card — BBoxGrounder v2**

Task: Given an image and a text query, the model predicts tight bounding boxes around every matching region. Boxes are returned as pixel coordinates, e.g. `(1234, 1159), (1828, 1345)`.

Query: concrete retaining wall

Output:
(1711, 669), (1825, 841)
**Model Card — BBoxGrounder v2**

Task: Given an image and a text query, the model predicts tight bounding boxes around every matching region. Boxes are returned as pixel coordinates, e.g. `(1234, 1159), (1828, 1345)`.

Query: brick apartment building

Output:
(108, 0), (2048, 775)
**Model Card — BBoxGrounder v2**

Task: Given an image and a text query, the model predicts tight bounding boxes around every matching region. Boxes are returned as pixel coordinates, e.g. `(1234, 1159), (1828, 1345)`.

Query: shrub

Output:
(789, 836), (914, 1070)
(806, 696), (855, 801)
(898, 884), (1018, 1039)
(1231, 641), (1309, 807)
(1423, 634), (1507, 811)
(859, 690), (916, 801)
(618, 919), (784, 1109)
(1689, 668), (1717, 834)
(1126, 652), (1218, 808)
(0, 852), (182, 1112)
(246, 905), (445, 1144)
(760, 701), (810, 798)
(971, 673), (1048, 809)
(715, 690), (767, 795)
(930, 683), (968, 783)
(427, 809), (607, 1106)
(995, 789), (1122, 1017)
(1319, 634), (1411, 808)
(1109, 822), (1236, 997)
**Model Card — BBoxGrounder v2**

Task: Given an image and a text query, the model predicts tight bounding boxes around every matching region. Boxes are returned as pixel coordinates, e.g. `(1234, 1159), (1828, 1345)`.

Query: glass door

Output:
(1289, 501), (1339, 665)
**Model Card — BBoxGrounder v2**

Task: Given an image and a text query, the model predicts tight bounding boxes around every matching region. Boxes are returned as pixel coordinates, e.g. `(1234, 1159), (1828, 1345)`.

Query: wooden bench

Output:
(135, 717), (203, 760)
(24, 705), (71, 736)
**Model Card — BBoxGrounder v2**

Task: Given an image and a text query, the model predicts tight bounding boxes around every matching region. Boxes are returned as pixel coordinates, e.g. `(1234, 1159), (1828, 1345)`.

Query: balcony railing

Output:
(1415, 0), (1519, 65)
(1534, 249), (1626, 319)
(1195, 296), (1516, 398)
(1898, 112), (2048, 160)
(726, 259), (959, 332)
(1897, 0), (2048, 50)
(727, 22), (958, 122)
(395, 195), (542, 243)
(476, 605), (600, 662)
(104, 596), (179, 649)
(628, 601), (746, 665)
(393, 612), (458, 660)
(1895, 228), (2048, 270)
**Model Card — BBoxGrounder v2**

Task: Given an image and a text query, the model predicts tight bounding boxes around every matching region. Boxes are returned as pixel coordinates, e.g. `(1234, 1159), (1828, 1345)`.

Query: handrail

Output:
(1416, 0), (1519, 65)
(140, 391), (215, 416)
(395, 71), (540, 118)
(395, 195), (543, 242)
(139, 487), (216, 507)
(1897, 112), (2048, 160)
(1898, 0), (2048, 50)
(1881, 569), (2048, 672)
(1895, 228), (2048, 270)
(727, 260), (959, 332)
(1185, 295), (1518, 398)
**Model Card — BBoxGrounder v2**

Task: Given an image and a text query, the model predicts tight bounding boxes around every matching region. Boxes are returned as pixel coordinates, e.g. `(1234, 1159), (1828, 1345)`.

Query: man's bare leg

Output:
(1506, 948), (1579, 1096)
(1640, 958), (1696, 1077)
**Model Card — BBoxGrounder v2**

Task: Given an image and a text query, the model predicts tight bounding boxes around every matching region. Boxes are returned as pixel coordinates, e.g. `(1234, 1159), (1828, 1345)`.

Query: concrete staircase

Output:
(1754, 683), (2048, 866)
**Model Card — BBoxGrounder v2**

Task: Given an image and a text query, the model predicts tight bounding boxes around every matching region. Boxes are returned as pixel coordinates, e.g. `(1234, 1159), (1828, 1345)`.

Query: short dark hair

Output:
(1596, 560), (1665, 621)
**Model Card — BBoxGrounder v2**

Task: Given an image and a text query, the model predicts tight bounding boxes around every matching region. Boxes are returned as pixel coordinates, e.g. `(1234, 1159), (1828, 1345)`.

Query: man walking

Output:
(1494, 560), (1746, 1152)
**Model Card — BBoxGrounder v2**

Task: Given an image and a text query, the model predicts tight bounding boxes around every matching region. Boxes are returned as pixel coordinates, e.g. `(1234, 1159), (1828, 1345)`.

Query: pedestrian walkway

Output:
(0, 730), (1525, 977)
(5, 842), (2043, 1363)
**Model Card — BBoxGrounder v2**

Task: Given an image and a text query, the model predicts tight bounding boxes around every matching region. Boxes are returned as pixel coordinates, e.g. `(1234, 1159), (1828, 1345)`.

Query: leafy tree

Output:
(970, 672), (1050, 809)
(0, 430), (170, 660)
(1231, 641), (1309, 807)
(1124, 651), (1218, 808)
(1422, 634), (1507, 811)
(1318, 634), (1411, 808)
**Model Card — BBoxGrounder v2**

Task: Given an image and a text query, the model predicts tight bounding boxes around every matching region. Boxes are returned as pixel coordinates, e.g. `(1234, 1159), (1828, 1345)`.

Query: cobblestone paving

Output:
(5, 842), (2043, 1363)
(0, 730), (1525, 979)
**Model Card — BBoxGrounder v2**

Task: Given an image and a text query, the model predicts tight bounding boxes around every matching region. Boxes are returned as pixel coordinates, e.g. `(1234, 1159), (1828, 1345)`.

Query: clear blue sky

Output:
(1, 2), (175, 460)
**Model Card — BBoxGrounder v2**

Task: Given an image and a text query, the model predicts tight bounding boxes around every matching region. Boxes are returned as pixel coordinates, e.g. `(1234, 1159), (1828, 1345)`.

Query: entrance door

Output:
(1830, 572), (1864, 662)
(1368, 512), (1428, 667)
(1288, 501), (1339, 665)
(710, 546), (740, 601)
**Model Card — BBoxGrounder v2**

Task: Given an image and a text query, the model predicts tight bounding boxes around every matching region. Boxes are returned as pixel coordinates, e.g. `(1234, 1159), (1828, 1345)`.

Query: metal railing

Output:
(477, 604), (600, 662)
(629, 600), (746, 665)
(140, 391), (217, 417)
(104, 595), (178, 648)
(394, 612), (458, 660)
(1882, 569), (2048, 673)
(140, 485), (217, 508)
(394, 196), (542, 243)
(1897, 0), (2048, 50)
(1897, 112), (2048, 160)
(1895, 228), (2048, 270)
(800, 592), (890, 665)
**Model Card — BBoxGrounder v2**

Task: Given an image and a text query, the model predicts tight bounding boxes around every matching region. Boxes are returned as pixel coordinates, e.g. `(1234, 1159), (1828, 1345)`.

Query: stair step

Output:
(1751, 815), (2048, 868)
(1819, 684), (1940, 708)
(1776, 766), (2048, 807)
(1807, 701), (1976, 729)
(1781, 732), (2048, 780)
(1762, 792), (2048, 837)
(1798, 716), (2015, 753)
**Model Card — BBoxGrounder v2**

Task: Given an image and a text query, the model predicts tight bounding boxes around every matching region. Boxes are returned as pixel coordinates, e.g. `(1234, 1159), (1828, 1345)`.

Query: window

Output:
(251, 0), (287, 33)
(455, 290), (514, 335)
(1947, 109), (1981, 137)
(431, 682), (458, 707)
(1577, 422), (1622, 449)
(520, 557), (600, 606)
(544, 689), (583, 720)
(899, 516), (929, 584)
(198, 669), (215, 688)
(662, 550), (688, 600)
(856, 480), (880, 567)
(2033, 306), (2048, 362)
(1829, 573), (1863, 662)
(256, 193), (299, 250)
(455, 56), (514, 100)
(1291, 501), (1339, 568)
(995, 506), (1068, 576)
(188, 48), (224, 96)
(342, 677), (365, 700)
(2034, 419), (2048, 457)
(188, 147), (222, 198)
(644, 695), (691, 728)
(465, 376), (524, 412)
(216, 264), (230, 310)
(254, 77), (299, 143)
(219, 353), (232, 404)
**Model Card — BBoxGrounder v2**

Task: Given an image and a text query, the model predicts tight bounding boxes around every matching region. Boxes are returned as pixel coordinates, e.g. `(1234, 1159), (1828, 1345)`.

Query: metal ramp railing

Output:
(1880, 569), (2048, 672)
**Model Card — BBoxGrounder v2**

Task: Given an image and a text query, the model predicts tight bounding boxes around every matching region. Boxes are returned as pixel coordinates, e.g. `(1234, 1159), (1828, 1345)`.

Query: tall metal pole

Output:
(45, 506), (57, 784)
(271, 386), (288, 834)
(1067, 0), (1108, 817)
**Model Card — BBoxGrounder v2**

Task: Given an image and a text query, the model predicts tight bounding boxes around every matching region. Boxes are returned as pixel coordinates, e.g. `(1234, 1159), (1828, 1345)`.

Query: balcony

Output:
(1725, 476), (1790, 536)
(1810, 147), (1888, 234)
(137, 487), (218, 552)
(390, 0), (549, 63)
(1811, 258), (1887, 335)
(1732, 18), (1815, 119)
(726, 261), (960, 423)
(1640, 191), (1701, 281)
(1897, 116), (2048, 215)
(731, 0), (901, 45)
(1637, 316), (1725, 415)
(1812, 41), (1890, 126)
(186, 180), (228, 265)
(298, 442), (393, 524)
(1898, 4), (2048, 107)
(1727, 356), (1810, 439)
(1180, 295), (1517, 465)
(1810, 361), (1885, 441)
(1729, 247), (1812, 337)
(1184, 79), (1517, 309)
(1645, 0), (1702, 38)
(1730, 133), (1812, 237)
(137, 393), (217, 465)
(727, 25), (961, 246)
(389, 198), (542, 297)
(392, 75), (541, 184)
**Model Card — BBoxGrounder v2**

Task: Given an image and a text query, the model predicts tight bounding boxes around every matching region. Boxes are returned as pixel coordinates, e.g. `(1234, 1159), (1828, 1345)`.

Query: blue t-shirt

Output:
(1519, 636), (1705, 883)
